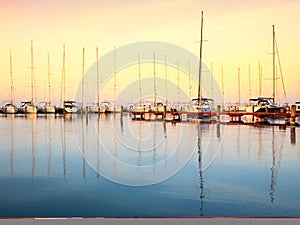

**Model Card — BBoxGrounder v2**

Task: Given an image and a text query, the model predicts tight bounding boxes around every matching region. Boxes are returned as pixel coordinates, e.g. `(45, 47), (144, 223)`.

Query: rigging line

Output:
(275, 39), (288, 104)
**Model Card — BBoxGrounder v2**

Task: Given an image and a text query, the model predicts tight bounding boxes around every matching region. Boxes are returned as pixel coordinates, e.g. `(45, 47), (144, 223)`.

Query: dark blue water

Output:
(0, 114), (299, 217)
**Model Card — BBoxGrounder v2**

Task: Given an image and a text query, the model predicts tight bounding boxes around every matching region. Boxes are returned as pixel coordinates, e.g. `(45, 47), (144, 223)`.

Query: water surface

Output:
(0, 113), (299, 217)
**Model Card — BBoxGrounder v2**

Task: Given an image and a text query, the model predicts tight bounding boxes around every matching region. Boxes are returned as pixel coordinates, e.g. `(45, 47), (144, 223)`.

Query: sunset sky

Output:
(0, 0), (299, 106)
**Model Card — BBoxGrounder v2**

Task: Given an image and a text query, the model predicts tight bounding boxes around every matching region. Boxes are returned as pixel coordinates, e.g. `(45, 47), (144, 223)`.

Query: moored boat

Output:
(37, 102), (56, 114)
(182, 12), (215, 120)
(3, 103), (18, 114)
(20, 41), (37, 115)
(3, 50), (17, 114)
(19, 101), (37, 114)
(247, 97), (285, 113)
(37, 53), (56, 114)
(181, 98), (215, 118)
(295, 102), (300, 112)
(56, 100), (80, 114)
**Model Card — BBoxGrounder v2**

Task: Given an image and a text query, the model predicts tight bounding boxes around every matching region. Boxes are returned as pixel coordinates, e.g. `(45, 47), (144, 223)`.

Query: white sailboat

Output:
(37, 52), (55, 114)
(4, 50), (17, 114)
(109, 45), (122, 113)
(185, 11), (215, 119)
(63, 100), (80, 113)
(37, 101), (55, 114)
(89, 47), (104, 113)
(130, 53), (166, 119)
(19, 40), (37, 114)
(3, 103), (17, 114)
(106, 102), (122, 113)
(183, 97), (215, 117)
(56, 45), (79, 114)
(130, 53), (149, 117)
(247, 25), (286, 113)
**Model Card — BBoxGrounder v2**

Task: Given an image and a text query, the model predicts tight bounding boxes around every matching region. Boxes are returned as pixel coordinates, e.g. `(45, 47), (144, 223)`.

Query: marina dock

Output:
(130, 104), (300, 126)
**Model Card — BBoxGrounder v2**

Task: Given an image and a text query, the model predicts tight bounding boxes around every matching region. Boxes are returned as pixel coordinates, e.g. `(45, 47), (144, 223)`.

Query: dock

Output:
(130, 104), (300, 126)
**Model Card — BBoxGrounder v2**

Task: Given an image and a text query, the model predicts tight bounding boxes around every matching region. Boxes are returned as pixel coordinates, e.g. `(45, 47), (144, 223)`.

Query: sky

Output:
(0, 0), (300, 106)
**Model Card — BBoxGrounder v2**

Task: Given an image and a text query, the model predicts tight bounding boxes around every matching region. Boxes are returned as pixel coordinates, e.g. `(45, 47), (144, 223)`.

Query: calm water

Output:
(0, 113), (299, 217)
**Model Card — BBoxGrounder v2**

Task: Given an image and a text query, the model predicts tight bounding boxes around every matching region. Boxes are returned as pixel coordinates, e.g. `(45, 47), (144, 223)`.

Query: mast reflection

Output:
(9, 115), (14, 176)
(153, 120), (157, 174)
(197, 123), (205, 217)
(269, 127), (283, 203)
(61, 116), (66, 178)
(31, 115), (36, 179)
(96, 114), (100, 178)
(290, 126), (296, 145)
(137, 120), (142, 168)
(163, 121), (168, 168)
(237, 125), (240, 157)
(82, 114), (86, 179)
(47, 116), (52, 175)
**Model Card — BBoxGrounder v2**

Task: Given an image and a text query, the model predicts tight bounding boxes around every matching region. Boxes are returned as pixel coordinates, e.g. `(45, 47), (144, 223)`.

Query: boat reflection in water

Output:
(0, 114), (299, 217)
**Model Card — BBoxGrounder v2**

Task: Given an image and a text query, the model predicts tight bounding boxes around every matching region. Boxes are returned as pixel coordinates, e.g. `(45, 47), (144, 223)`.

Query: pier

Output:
(130, 104), (300, 126)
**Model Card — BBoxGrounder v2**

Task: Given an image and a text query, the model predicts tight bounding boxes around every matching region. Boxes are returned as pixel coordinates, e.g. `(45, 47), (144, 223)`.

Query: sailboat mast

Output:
(138, 53), (142, 107)
(272, 25), (276, 105)
(30, 40), (34, 104)
(47, 52), (51, 105)
(248, 65), (251, 99)
(9, 50), (14, 104)
(114, 45), (117, 111)
(153, 52), (157, 106)
(96, 47), (100, 107)
(165, 55), (168, 105)
(82, 47), (85, 108)
(177, 60), (180, 106)
(238, 67), (241, 106)
(210, 62), (214, 98)
(188, 60), (191, 100)
(60, 45), (66, 106)
(197, 11), (204, 106)
(258, 61), (262, 97)
(221, 65), (224, 109)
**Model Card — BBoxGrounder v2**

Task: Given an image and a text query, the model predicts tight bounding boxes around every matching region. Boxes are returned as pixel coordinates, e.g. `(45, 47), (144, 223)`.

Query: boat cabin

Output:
(192, 97), (214, 106)
(295, 102), (300, 112)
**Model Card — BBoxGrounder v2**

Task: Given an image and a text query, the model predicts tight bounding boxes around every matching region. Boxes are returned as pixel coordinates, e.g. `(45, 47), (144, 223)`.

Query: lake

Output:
(0, 113), (299, 217)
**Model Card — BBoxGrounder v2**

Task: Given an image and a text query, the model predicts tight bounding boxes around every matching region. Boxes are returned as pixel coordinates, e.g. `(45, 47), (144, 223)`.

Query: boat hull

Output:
(19, 106), (37, 114)
(106, 105), (122, 113)
(89, 106), (106, 113)
(65, 107), (79, 114)
(4, 106), (16, 114)
(38, 106), (56, 114)
(56, 106), (79, 114)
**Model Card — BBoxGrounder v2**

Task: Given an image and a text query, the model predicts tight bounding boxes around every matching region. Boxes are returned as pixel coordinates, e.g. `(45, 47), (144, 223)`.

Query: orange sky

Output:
(0, 0), (299, 106)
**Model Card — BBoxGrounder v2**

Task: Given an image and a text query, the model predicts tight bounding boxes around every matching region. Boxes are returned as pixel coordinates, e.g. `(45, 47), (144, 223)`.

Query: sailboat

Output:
(108, 46), (122, 113)
(4, 50), (17, 114)
(37, 52), (55, 114)
(55, 45), (79, 114)
(19, 40), (37, 114)
(88, 47), (109, 113)
(184, 11), (215, 119)
(247, 25), (286, 113)
(130, 53), (166, 119)
(130, 53), (150, 118)
(89, 47), (103, 113)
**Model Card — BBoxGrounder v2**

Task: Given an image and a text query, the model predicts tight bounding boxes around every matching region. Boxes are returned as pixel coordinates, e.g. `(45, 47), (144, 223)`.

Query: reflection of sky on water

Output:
(73, 114), (201, 186)
(0, 114), (299, 217)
